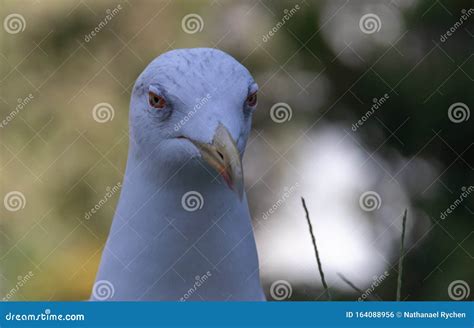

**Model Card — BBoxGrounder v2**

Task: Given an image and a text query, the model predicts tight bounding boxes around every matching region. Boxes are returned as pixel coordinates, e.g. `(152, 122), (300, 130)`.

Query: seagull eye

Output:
(148, 92), (166, 109)
(246, 92), (258, 107)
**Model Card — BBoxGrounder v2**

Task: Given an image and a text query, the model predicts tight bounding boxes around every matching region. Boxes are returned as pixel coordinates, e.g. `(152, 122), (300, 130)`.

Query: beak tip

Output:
(190, 124), (245, 201)
(222, 174), (244, 201)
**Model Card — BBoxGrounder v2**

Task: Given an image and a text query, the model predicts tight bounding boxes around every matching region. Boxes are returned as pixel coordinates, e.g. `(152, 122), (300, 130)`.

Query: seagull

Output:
(92, 48), (265, 301)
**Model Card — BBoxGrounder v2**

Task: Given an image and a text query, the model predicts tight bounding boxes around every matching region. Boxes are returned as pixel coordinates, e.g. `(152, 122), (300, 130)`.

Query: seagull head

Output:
(129, 48), (258, 199)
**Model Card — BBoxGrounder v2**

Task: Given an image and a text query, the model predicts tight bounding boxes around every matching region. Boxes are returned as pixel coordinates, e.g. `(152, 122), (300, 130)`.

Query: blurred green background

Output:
(0, 0), (472, 301)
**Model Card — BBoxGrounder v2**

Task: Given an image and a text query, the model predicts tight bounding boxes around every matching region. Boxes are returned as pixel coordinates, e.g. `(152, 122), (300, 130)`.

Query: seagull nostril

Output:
(217, 150), (224, 161)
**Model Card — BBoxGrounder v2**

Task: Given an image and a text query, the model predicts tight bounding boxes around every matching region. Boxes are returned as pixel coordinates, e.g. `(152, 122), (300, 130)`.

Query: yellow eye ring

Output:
(149, 92), (166, 109)
(246, 92), (257, 107)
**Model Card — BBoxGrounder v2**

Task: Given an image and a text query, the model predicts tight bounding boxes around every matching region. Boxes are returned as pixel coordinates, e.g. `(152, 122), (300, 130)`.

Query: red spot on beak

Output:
(219, 168), (233, 190)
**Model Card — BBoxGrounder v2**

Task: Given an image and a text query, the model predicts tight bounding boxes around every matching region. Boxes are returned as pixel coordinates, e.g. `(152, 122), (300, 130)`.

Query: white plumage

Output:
(92, 48), (264, 301)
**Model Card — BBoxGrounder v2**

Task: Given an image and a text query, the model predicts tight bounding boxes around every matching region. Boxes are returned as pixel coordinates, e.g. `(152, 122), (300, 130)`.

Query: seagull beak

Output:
(188, 123), (244, 200)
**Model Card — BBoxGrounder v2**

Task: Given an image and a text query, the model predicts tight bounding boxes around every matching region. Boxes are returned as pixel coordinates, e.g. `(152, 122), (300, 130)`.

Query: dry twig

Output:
(396, 209), (408, 301)
(301, 197), (331, 300)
